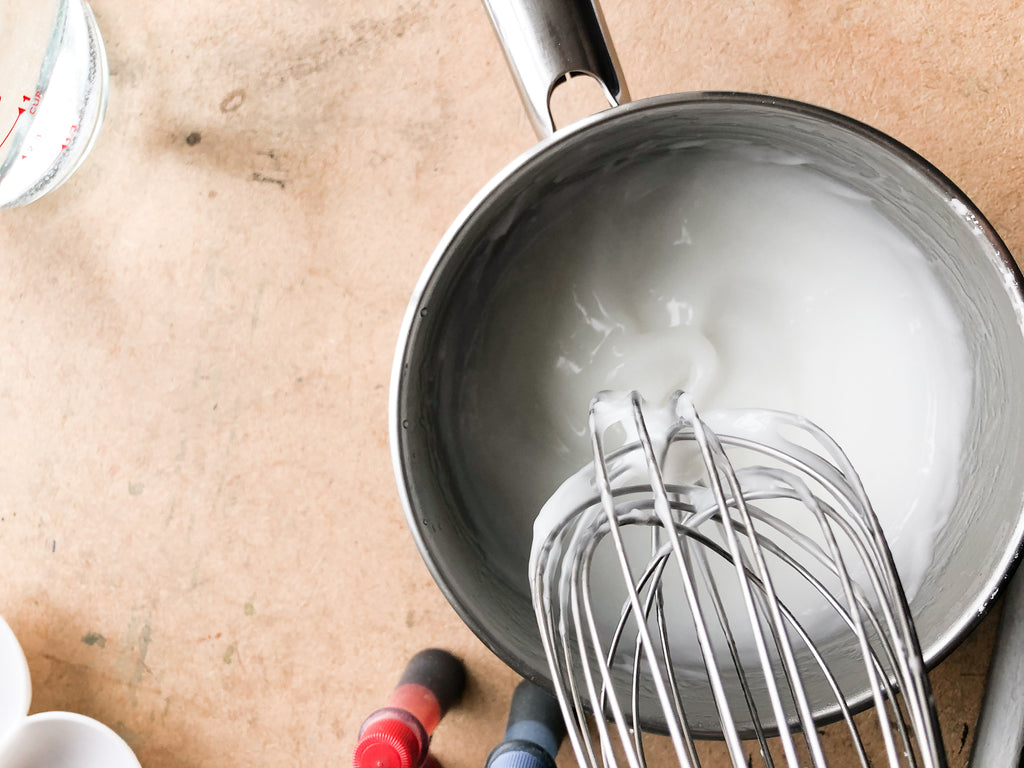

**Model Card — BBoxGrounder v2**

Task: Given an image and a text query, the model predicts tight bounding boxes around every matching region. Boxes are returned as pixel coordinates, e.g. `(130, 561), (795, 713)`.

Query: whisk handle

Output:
(969, 569), (1024, 767)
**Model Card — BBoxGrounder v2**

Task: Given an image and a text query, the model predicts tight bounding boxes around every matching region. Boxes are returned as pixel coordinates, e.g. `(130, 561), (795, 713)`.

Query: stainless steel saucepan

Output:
(390, 0), (1024, 733)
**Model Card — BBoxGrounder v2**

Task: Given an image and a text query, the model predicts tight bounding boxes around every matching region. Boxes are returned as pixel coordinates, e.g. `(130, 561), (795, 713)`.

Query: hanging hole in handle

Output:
(548, 71), (619, 133)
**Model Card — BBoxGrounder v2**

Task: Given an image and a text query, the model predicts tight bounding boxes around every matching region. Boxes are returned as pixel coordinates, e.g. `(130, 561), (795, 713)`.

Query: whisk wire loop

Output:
(530, 390), (947, 768)
(687, 403), (827, 767)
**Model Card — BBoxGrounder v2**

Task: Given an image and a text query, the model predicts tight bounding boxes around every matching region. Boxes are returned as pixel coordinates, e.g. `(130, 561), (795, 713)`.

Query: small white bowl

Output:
(0, 618), (30, 732)
(0, 617), (140, 768)
(0, 712), (141, 768)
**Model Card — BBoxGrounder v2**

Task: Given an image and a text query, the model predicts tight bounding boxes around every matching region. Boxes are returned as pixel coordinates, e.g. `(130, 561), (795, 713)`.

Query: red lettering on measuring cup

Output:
(0, 105), (27, 150)
(61, 124), (78, 150)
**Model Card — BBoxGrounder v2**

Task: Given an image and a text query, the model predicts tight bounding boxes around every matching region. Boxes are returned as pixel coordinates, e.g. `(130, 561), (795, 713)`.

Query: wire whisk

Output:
(529, 390), (946, 768)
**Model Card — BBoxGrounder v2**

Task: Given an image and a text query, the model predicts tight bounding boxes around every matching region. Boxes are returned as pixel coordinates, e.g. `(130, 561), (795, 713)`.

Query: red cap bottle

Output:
(352, 649), (467, 768)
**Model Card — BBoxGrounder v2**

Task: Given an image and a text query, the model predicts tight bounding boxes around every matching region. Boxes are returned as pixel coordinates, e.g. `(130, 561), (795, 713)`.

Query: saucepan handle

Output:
(481, 0), (630, 138)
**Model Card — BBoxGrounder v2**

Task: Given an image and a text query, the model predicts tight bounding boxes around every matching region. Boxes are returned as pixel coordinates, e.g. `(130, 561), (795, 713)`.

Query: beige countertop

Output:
(0, 0), (1020, 765)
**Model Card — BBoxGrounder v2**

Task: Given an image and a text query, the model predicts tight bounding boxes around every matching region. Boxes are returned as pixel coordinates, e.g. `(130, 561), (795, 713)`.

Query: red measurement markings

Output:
(0, 95), (31, 151)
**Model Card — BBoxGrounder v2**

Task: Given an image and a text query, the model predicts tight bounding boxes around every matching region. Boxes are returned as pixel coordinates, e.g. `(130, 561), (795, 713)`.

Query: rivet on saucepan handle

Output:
(481, 0), (630, 138)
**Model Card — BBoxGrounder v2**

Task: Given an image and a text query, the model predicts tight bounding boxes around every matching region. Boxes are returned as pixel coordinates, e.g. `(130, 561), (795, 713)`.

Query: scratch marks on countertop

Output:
(215, 3), (429, 98)
(251, 172), (285, 189)
(134, 622), (153, 685)
(250, 150), (286, 190)
(117, 614), (154, 694)
(289, 4), (428, 81)
(250, 282), (266, 336)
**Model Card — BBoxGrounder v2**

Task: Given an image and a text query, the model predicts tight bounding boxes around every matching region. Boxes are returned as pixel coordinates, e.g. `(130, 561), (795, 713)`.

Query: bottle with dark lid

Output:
(485, 680), (566, 768)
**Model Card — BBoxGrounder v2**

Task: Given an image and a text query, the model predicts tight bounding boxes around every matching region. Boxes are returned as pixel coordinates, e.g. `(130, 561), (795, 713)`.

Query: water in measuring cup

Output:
(0, 0), (108, 209)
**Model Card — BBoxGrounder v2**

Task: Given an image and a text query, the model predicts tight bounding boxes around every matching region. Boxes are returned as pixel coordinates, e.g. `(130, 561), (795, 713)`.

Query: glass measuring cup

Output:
(0, 0), (108, 209)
